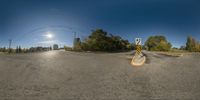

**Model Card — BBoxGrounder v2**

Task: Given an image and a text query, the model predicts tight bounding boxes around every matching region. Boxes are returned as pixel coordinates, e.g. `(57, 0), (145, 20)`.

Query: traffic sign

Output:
(135, 38), (142, 55)
(135, 38), (142, 45)
(131, 38), (145, 66)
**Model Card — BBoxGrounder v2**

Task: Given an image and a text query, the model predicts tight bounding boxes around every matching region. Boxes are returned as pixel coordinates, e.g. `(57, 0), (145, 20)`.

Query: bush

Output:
(64, 46), (72, 51)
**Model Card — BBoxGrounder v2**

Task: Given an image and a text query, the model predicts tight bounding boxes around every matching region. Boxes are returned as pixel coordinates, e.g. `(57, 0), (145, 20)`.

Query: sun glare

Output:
(45, 32), (53, 38)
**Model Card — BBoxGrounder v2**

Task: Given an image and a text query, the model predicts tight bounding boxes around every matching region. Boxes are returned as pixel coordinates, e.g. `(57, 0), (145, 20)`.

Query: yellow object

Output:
(136, 45), (141, 55)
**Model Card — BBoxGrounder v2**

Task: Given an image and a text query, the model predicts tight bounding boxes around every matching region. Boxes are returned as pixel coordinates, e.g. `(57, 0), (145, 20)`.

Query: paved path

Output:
(0, 50), (200, 100)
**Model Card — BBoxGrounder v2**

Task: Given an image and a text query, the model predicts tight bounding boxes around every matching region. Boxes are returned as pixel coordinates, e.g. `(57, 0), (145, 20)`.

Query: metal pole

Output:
(73, 32), (76, 50)
(8, 39), (12, 53)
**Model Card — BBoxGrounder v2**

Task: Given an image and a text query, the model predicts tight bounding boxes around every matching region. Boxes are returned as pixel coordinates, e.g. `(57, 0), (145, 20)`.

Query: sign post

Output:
(135, 38), (142, 55)
(131, 38), (145, 66)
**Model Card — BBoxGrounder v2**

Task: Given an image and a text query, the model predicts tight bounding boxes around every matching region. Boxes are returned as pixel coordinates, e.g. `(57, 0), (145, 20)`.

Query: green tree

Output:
(145, 35), (172, 51)
(81, 29), (132, 51)
(186, 36), (200, 52)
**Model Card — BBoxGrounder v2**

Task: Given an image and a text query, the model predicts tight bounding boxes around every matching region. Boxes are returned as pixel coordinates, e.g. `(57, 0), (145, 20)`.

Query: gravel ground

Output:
(0, 50), (200, 100)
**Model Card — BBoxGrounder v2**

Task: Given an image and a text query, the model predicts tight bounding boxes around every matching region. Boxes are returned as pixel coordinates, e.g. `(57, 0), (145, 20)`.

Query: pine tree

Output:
(19, 46), (22, 53)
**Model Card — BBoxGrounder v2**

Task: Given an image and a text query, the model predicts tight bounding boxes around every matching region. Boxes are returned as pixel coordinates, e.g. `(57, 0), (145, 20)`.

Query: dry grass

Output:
(158, 52), (184, 57)
(155, 50), (190, 57)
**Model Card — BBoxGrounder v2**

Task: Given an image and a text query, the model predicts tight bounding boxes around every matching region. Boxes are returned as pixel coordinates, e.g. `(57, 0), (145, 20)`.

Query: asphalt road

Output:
(0, 50), (200, 100)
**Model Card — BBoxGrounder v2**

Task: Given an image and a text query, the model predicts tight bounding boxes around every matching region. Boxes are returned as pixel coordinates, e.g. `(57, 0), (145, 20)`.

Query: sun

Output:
(45, 32), (53, 38)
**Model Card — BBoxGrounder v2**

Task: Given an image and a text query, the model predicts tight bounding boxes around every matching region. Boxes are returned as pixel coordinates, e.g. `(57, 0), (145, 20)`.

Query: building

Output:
(53, 44), (59, 50)
(73, 37), (81, 49)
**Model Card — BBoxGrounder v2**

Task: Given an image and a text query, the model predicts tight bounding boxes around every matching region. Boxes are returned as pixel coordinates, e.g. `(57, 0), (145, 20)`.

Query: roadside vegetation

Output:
(70, 29), (200, 53)
(64, 46), (73, 51)
(0, 46), (52, 54)
(74, 29), (134, 52)
(144, 35), (200, 53)
(185, 36), (200, 52)
(144, 36), (172, 51)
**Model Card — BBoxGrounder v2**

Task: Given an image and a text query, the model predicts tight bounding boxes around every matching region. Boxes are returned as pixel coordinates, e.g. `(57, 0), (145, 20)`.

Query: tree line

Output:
(144, 35), (200, 52)
(0, 46), (52, 53)
(74, 29), (134, 52)
(72, 29), (200, 52)
(1, 29), (200, 53)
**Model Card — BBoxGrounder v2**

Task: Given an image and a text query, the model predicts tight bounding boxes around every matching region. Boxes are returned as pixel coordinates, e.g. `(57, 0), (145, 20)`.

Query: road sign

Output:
(135, 38), (142, 45)
(136, 45), (141, 54)
(135, 38), (142, 55)
(131, 38), (145, 66)
(131, 49), (146, 66)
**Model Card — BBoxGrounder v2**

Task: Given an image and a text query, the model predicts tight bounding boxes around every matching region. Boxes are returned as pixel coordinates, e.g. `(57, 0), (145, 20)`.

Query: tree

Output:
(19, 46), (22, 53)
(81, 29), (132, 51)
(145, 35), (172, 51)
(186, 36), (200, 52)
(186, 36), (194, 51)
(2, 47), (6, 52)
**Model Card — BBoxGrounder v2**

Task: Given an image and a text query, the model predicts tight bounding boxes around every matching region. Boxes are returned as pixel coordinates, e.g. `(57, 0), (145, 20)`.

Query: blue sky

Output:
(0, 0), (200, 48)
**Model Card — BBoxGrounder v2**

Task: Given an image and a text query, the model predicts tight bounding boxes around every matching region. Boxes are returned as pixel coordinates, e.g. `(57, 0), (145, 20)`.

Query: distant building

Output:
(73, 38), (81, 50)
(53, 44), (59, 50)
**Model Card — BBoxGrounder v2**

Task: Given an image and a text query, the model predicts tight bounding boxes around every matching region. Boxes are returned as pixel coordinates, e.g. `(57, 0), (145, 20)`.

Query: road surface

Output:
(0, 50), (200, 100)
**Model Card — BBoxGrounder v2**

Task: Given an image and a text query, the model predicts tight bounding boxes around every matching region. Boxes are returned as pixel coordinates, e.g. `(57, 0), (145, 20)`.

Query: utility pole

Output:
(74, 32), (76, 39)
(73, 32), (76, 50)
(8, 39), (12, 53)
